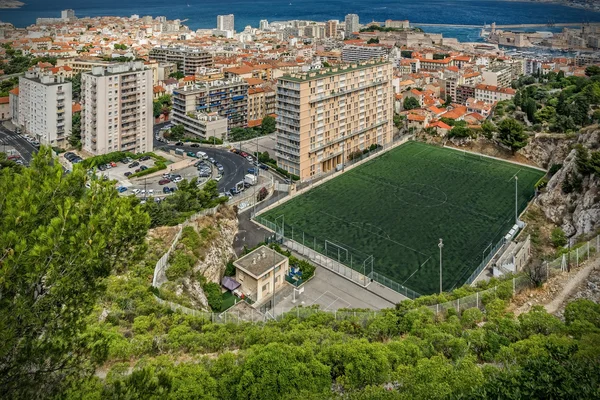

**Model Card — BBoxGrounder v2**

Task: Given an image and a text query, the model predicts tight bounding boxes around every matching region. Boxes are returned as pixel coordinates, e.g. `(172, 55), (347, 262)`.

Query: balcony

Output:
(322, 150), (343, 162)
(276, 151), (300, 162)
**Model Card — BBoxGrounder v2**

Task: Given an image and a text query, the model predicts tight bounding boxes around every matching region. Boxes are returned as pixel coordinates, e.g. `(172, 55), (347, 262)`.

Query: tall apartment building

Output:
(259, 19), (269, 30)
(81, 62), (153, 155)
(18, 68), (72, 148)
(342, 44), (388, 63)
(149, 47), (214, 76)
(325, 20), (338, 38)
(276, 61), (393, 180)
(217, 14), (235, 31)
(482, 64), (513, 88)
(247, 87), (276, 121)
(345, 14), (360, 37)
(171, 78), (249, 133)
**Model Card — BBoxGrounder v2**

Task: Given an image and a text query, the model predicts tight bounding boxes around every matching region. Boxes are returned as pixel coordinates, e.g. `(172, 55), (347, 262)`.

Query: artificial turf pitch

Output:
(260, 141), (545, 295)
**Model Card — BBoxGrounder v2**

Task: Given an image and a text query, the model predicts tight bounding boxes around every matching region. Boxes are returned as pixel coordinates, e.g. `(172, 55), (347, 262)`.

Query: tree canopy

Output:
(0, 147), (150, 398)
(403, 97), (420, 111)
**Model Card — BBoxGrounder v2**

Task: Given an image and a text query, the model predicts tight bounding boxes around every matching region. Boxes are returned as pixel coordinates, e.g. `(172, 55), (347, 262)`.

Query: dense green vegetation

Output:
(1, 147), (599, 399)
(229, 115), (277, 142)
(153, 94), (172, 118)
(507, 70), (600, 134)
(261, 141), (545, 294)
(0, 147), (150, 399)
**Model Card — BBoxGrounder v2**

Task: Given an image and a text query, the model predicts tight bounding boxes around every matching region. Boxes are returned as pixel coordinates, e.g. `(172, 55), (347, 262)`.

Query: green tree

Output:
(69, 112), (82, 149)
(67, 73), (82, 101)
(169, 124), (186, 140)
(497, 118), (528, 152)
(585, 65), (600, 77)
(481, 121), (496, 139)
(0, 147), (150, 398)
(523, 97), (538, 123)
(202, 282), (222, 311)
(238, 343), (330, 399)
(169, 71), (185, 80)
(367, 37), (379, 44)
(403, 97), (420, 110)
(550, 227), (567, 248)
(448, 125), (473, 138)
(261, 114), (276, 134)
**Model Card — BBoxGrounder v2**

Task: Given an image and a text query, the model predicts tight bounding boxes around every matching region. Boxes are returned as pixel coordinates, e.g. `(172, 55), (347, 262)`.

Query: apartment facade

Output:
(217, 14), (234, 31)
(276, 61), (393, 180)
(56, 58), (115, 75)
(325, 20), (338, 38)
(474, 84), (516, 103)
(171, 78), (249, 132)
(149, 47), (214, 76)
(482, 64), (512, 88)
(341, 45), (388, 63)
(18, 68), (72, 148)
(81, 62), (153, 155)
(171, 111), (228, 140)
(345, 14), (359, 36)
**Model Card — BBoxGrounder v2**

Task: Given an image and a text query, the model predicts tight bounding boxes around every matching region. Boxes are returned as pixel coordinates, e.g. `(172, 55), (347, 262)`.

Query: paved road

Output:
(157, 143), (253, 192)
(0, 124), (37, 163)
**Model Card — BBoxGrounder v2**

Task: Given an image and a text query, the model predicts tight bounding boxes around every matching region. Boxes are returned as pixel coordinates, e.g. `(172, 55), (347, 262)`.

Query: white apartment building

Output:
(18, 68), (72, 148)
(217, 14), (235, 32)
(482, 64), (513, 88)
(345, 14), (360, 36)
(475, 84), (516, 103)
(81, 62), (153, 155)
(342, 45), (388, 63)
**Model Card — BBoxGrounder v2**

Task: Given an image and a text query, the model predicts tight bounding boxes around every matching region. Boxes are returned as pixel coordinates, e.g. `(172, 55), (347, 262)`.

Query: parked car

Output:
(135, 168), (140, 173)
(98, 165), (107, 171)
(172, 176), (183, 183)
(162, 173), (172, 179)
(110, 162), (117, 167)
(139, 156), (151, 161)
(148, 189), (154, 195)
(169, 187), (177, 193)
(248, 168), (256, 174)
(175, 141), (184, 146)
(190, 143), (199, 148)
(140, 165), (148, 171)
(163, 186), (171, 194)
(128, 161), (139, 168)
(159, 179), (170, 185)
(229, 187), (239, 195)
(187, 151), (197, 158)
(105, 164), (112, 169)
(124, 172), (132, 177)
(259, 163), (269, 170)
(246, 155), (253, 162)
(117, 186), (128, 193)
(132, 189), (141, 195)
(208, 157), (216, 164)
(240, 151), (248, 157)
(214, 175), (222, 182)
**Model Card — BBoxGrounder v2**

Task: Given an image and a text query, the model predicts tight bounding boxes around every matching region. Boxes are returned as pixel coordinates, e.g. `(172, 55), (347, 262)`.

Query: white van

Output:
(196, 151), (208, 159)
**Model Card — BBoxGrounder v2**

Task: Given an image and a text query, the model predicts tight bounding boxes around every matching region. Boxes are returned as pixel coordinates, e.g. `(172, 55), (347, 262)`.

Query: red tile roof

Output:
(0, 97), (9, 104)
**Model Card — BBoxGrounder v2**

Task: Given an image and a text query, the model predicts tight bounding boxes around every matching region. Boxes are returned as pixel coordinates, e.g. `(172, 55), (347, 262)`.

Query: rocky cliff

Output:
(534, 126), (600, 239)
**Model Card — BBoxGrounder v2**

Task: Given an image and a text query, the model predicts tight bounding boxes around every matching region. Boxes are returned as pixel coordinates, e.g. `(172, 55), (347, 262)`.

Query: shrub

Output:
(166, 251), (196, 280)
(202, 282), (222, 311)
(551, 228), (567, 248)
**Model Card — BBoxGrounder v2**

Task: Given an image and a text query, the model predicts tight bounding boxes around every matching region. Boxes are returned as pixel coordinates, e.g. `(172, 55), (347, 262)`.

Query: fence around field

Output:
(152, 233), (600, 323)
(229, 179), (275, 212)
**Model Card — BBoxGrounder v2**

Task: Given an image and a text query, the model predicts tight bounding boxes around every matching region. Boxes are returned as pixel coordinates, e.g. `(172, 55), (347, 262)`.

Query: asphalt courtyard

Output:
(276, 265), (402, 312)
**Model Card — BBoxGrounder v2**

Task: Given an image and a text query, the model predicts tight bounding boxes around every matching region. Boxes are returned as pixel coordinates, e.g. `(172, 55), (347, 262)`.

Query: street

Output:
(0, 123), (38, 163)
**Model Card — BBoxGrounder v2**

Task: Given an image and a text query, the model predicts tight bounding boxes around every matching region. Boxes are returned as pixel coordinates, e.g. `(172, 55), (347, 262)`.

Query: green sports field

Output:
(260, 142), (545, 295)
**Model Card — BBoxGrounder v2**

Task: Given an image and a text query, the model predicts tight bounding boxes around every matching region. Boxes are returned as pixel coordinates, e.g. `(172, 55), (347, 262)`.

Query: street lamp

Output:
(514, 175), (519, 225)
(438, 238), (444, 294)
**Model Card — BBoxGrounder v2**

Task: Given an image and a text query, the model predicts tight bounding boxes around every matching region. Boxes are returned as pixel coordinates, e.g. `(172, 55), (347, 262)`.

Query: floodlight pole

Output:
(514, 175), (518, 225)
(438, 238), (444, 294)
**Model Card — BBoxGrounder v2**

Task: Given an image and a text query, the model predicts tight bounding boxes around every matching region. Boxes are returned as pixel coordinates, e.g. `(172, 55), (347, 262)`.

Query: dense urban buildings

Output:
(342, 44), (388, 63)
(171, 77), (249, 135)
(276, 60), (394, 180)
(149, 47), (214, 75)
(81, 62), (153, 155)
(17, 68), (72, 149)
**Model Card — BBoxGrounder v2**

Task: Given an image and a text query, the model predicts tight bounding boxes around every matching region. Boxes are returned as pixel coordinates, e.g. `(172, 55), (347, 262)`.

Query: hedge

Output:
(265, 161), (300, 181)
(81, 151), (167, 169)
(128, 161), (167, 178)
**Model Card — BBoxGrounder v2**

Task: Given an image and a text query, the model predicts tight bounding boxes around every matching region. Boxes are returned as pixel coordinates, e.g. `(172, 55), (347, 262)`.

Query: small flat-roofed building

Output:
(234, 245), (289, 305)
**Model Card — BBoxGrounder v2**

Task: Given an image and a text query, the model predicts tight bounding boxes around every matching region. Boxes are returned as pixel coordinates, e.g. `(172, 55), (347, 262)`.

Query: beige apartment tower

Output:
(81, 62), (153, 155)
(276, 61), (394, 180)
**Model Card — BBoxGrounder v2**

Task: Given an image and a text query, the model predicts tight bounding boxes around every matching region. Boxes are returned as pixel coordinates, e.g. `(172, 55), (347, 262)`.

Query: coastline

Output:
(0, 0), (24, 9)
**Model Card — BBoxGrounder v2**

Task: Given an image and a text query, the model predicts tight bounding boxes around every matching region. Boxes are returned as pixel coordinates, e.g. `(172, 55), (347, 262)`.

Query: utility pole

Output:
(567, 235), (573, 273)
(144, 178), (147, 201)
(438, 238), (444, 294)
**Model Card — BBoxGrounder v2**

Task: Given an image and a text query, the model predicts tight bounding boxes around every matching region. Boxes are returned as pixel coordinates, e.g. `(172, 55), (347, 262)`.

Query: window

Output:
(262, 283), (269, 293)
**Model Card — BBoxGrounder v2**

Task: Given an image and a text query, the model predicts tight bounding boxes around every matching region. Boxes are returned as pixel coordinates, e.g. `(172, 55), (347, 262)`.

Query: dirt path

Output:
(513, 256), (600, 316)
(543, 258), (599, 314)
